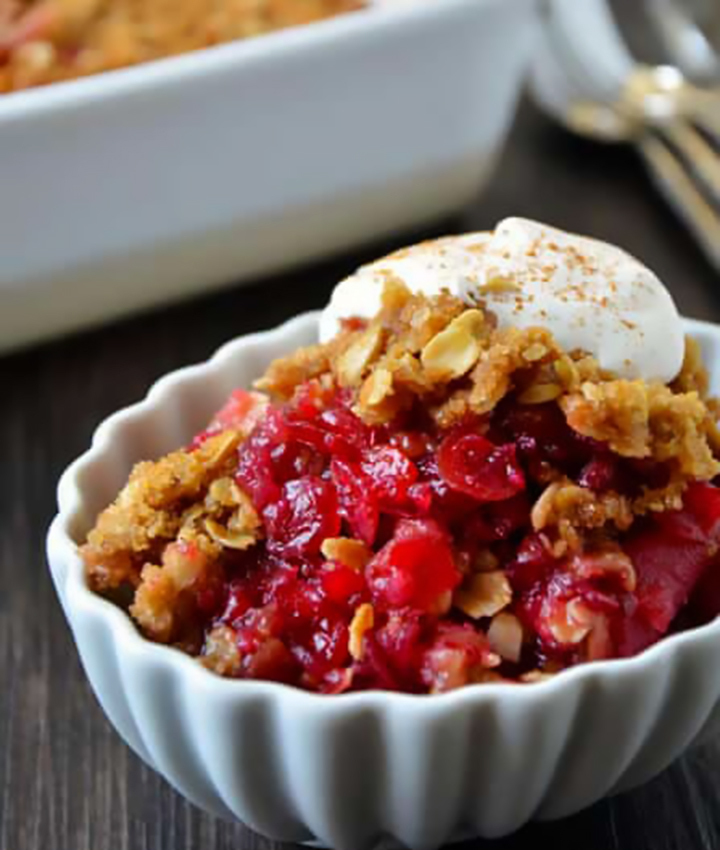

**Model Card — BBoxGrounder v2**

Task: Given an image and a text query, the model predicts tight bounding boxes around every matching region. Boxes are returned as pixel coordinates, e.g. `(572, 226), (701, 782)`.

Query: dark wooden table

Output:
(3, 98), (720, 850)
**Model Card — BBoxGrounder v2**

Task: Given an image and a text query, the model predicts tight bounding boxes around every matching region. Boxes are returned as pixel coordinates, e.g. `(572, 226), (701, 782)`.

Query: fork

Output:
(533, 0), (720, 270)
(568, 64), (720, 269)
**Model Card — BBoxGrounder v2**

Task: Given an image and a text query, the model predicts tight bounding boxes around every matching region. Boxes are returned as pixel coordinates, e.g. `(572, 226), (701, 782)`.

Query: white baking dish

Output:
(48, 310), (720, 850)
(0, 0), (537, 353)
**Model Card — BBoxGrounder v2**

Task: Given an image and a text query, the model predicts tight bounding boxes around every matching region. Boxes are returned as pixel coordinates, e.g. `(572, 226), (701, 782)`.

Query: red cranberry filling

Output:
(189, 386), (720, 692)
(366, 518), (461, 613)
(263, 476), (340, 557)
(437, 429), (525, 502)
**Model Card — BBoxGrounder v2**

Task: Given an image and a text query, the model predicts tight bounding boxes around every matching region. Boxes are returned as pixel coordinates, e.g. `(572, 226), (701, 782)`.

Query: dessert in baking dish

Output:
(0, 0), (363, 92)
(81, 218), (720, 694)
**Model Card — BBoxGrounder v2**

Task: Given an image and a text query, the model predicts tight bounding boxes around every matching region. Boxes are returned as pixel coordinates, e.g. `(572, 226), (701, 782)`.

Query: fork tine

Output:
(639, 133), (720, 268)
(691, 109), (720, 146)
(677, 83), (720, 144)
(663, 120), (720, 203)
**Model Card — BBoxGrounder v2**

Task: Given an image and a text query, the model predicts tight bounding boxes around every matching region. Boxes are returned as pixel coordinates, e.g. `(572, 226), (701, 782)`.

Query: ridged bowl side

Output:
(47, 313), (720, 849)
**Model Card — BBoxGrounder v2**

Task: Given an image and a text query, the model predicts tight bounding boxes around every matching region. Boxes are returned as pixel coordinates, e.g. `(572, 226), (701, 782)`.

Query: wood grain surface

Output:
(2, 97), (720, 850)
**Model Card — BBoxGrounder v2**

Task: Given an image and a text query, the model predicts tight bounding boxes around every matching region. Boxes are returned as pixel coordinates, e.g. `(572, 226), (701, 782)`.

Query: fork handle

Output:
(638, 133), (720, 268)
(662, 122), (720, 204)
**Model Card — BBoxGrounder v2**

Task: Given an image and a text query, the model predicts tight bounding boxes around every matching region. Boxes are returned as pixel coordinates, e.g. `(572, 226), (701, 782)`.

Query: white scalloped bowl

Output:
(47, 311), (720, 850)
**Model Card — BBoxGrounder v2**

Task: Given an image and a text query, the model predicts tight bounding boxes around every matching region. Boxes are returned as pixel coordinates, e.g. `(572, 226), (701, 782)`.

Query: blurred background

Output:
(2, 1), (720, 849)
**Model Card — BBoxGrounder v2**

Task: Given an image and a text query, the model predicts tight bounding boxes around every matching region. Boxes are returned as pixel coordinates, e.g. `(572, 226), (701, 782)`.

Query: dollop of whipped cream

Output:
(320, 217), (684, 383)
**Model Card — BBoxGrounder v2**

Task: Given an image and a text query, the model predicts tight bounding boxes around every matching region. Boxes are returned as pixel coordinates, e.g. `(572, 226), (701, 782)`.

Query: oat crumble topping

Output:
(80, 282), (720, 693)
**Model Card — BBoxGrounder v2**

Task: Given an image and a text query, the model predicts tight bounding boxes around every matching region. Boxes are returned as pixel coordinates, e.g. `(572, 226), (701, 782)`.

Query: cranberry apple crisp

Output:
(0, 0), (363, 92)
(81, 222), (720, 694)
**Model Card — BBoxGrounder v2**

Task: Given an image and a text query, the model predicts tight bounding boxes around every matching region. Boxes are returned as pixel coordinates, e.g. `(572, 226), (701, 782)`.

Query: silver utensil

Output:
(538, 2), (720, 269)
(567, 91), (720, 269)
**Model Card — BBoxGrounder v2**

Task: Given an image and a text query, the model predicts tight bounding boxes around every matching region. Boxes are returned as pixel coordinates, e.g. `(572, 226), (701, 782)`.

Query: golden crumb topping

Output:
(80, 281), (720, 687)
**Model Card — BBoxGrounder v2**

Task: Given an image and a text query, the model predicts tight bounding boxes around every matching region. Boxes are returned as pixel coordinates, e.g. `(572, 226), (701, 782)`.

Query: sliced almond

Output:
(546, 597), (592, 645)
(349, 603), (374, 661)
(487, 612), (524, 662)
(522, 343), (549, 363)
(336, 325), (384, 387)
(517, 382), (562, 405)
(530, 482), (561, 531)
(200, 430), (242, 467)
(207, 476), (244, 507)
(228, 506), (261, 536)
(204, 518), (257, 551)
(421, 309), (485, 381)
(454, 571), (512, 619)
(321, 537), (372, 571)
(229, 489), (261, 536)
(556, 598), (613, 660)
(180, 503), (205, 530)
(554, 355), (580, 389)
(359, 367), (394, 407)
